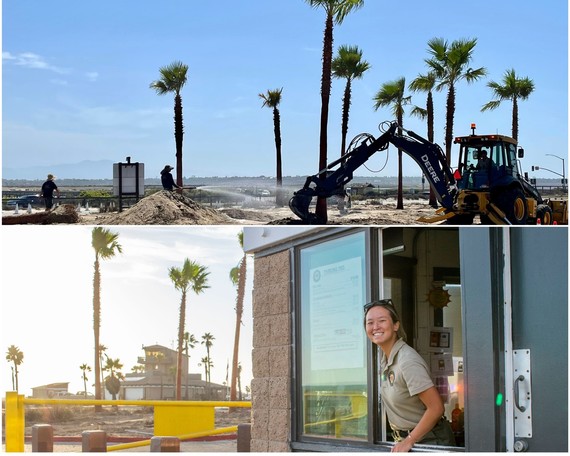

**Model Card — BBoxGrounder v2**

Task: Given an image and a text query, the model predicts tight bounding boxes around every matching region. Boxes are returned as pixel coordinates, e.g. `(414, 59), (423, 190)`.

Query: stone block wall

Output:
(250, 249), (292, 452)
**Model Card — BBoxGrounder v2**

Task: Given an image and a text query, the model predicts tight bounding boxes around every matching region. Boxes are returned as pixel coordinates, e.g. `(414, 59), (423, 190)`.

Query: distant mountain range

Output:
(3, 160), (563, 189)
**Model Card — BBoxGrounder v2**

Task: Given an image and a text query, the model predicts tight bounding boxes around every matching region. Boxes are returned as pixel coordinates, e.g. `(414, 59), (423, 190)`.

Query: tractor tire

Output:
(446, 213), (475, 225)
(494, 188), (528, 225)
(536, 204), (553, 225)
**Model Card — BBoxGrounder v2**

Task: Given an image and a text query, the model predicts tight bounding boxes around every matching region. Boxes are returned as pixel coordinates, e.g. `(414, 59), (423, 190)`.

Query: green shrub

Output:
(78, 189), (112, 198)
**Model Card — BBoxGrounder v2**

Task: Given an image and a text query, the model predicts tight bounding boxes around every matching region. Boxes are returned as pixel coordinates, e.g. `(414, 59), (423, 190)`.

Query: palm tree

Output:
(131, 365), (145, 374)
(305, 0), (364, 223)
(259, 88), (284, 205)
(409, 71), (438, 207)
(332, 45), (371, 159)
(229, 231), (247, 401)
(237, 363), (243, 401)
(150, 61), (189, 188)
(168, 259), (210, 400)
(91, 228), (122, 408)
(481, 68), (534, 141)
(98, 344), (107, 393)
(79, 364), (91, 396)
(6, 345), (24, 391)
(425, 37), (487, 163)
(201, 333), (215, 383)
(103, 356), (124, 401)
(183, 332), (198, 399)
(373, 77), (411, 210)
(199, 357), (210, 386)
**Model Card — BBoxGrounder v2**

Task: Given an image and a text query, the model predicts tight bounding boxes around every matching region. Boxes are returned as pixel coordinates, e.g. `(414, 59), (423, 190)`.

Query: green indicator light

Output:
(496, 393), (504, 406)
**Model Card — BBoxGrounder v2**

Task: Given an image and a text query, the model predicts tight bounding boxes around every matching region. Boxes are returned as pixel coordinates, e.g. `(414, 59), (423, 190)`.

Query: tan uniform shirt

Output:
(380, 338), (434, 430)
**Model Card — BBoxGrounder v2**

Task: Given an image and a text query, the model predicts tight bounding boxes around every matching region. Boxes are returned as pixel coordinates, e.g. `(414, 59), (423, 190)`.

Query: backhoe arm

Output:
(289, 121), (457, 223)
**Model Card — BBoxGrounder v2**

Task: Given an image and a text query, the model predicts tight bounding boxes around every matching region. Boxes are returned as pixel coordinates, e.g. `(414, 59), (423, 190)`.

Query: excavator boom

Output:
(289, 122), (457, 223)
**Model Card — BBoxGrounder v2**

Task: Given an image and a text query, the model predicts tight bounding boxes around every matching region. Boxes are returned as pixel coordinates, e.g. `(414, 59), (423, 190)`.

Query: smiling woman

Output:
(364, 300), (455, 451)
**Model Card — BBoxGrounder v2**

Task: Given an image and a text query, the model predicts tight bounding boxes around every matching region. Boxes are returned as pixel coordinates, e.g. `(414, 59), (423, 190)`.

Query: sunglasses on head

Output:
(364, 299), (395, 313)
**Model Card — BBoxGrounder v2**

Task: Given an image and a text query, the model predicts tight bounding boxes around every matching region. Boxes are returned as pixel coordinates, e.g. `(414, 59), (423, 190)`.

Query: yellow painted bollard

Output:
(334, 417), (342, 438)
(5, 392), (25, 452)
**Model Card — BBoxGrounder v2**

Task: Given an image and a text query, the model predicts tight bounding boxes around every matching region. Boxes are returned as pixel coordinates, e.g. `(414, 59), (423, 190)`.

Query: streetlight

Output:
(531, 158), (566, 192)
(546, 154), (566, 192)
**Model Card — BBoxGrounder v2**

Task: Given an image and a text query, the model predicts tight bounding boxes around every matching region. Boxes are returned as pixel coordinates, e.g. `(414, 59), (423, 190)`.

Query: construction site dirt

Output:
(3, 190), (445, 226)
(18, 405), (250, 440)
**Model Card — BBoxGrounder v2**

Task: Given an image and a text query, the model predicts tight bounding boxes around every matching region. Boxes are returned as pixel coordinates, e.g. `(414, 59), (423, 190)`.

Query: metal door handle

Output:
(514, 374), (526, 412)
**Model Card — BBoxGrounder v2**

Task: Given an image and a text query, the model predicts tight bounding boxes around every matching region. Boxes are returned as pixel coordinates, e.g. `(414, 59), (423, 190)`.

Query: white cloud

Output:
(3, 51), (70, 74)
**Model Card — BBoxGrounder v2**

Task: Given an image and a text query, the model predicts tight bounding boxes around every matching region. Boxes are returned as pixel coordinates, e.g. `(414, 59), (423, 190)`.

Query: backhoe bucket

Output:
(289, 192), (313, 223)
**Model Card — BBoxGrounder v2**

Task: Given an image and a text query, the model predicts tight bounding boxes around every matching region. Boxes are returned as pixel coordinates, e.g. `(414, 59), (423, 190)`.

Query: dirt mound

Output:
(2, 204), (80, 225)
(98, 191), (233, 225)
(220, 208), (277, 223)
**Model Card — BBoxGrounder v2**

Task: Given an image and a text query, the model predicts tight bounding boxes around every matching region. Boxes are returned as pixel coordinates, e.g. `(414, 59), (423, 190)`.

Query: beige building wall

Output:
(250, 249), (292, 452)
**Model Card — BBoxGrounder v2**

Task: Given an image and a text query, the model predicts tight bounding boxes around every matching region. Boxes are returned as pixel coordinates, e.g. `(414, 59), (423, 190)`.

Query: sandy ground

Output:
(20, 406), (250, 438)
(3, 406), (247, 452)
(3, 190), (445, 226)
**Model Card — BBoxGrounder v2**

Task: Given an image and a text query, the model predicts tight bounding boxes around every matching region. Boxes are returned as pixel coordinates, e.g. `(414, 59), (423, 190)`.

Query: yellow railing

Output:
(303, 391), (368, 438)
(4, 391), (251, 452)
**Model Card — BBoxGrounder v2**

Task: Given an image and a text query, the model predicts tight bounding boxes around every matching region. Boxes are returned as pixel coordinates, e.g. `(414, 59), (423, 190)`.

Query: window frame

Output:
(290, 227), (468, 452)
(291, 228), (374, 449)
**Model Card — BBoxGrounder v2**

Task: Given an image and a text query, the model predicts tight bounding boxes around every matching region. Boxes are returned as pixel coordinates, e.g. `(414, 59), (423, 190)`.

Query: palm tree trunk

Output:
(184, 341), (189, 400)
(230, 257), (247, 401)
(512, 97), (519, 141)
(174, 93), (184, 188)
(341, 79), (352, 161)
(93, 257), (102, 411)
(176, 292), (187, 400)
(273, 107), (283, 205)
(238, 368), (242, 401)
(427, 92), (438, 207)
(316, 13), (334, 223)
(397, 118), (404, 210)
(206, 347), (212, 384)
(14, 364), (19, 392)
(445, 85), (456, 164)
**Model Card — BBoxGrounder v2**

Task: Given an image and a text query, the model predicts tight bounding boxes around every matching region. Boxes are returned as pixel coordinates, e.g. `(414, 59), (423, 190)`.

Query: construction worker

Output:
(160, 165), (180, 191)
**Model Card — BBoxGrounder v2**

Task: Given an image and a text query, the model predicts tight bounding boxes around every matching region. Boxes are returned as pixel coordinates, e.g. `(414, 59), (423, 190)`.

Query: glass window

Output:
(506, 142), (517, 166)
(298, 231), (368, 441)
(491, 143), (506, 168)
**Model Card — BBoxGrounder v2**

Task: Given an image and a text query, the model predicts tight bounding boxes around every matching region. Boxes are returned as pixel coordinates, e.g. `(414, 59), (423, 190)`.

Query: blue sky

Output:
(1, 226), (253, 396)
(3, 0), (568, 180)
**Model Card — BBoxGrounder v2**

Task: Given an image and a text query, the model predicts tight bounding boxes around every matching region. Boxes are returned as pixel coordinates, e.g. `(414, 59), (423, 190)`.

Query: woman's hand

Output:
(391, 436), (414, 452)
(391, 386), (444, 452)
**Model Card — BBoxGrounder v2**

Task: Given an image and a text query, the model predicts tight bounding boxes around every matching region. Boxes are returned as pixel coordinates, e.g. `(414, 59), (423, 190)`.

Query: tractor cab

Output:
(454, 124), (521, 191)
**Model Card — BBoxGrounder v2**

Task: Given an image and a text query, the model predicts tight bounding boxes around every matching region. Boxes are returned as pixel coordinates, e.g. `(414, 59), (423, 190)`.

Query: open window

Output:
(294, 228), (465, 451)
